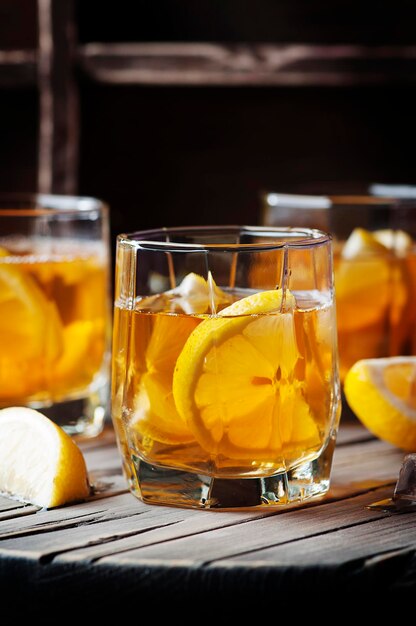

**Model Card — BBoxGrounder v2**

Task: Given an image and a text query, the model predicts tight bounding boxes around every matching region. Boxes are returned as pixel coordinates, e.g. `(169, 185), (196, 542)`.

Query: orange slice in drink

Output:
(0, 248), (63, 385)
(51, 320), (105, 393)
(131, 313), (200, 444)
(173, 289), (321, 462)
(131, 273), (232, 444)
(0, 247), (63, 398)
(372, 229), (412, 255)
(335, 228), (391, 332)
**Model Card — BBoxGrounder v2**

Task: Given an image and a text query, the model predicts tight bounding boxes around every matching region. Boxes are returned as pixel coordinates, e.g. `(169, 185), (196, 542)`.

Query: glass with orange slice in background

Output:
(0, 195), (111, 438)
(111, 226), (341, 509)
(262, 193), (416, 382)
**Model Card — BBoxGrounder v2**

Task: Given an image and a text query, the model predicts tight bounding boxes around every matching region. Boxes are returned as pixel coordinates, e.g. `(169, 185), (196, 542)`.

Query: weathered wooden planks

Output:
(0, 421), (414, 605)
(57, 486), (395, 566)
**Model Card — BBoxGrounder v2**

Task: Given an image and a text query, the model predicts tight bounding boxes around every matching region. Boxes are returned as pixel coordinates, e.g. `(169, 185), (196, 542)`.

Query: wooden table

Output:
(1, 419), (415, 617)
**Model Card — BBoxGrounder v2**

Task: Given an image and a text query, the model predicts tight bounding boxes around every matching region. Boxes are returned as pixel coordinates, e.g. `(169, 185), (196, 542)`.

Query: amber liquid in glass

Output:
(112, 288), (338, 478)
(0, 239), (108, 405)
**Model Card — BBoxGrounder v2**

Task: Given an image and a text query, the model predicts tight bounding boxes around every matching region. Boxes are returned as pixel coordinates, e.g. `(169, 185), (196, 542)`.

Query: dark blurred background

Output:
(1, 0), (416, 245)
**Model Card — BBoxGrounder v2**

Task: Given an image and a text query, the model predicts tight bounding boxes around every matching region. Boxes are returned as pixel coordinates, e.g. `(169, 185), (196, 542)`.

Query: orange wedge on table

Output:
(344, 356), (416, 450)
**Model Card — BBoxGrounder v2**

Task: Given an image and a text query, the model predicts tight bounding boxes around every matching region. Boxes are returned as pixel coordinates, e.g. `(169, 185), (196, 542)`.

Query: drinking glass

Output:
(111, 226), (341, 509)
(0, 194), (111, 437)
(262, 193), (416, 381)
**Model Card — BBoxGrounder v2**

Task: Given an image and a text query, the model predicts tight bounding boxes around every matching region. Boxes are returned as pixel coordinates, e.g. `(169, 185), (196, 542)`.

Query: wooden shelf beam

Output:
(78, 42), (416, 86)
(0, 50), (37, 87)
(37, 0), (79, 194)
(2, 42), (416, 88)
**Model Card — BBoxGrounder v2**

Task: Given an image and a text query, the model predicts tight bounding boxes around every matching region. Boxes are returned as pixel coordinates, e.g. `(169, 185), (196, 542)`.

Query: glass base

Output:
(129, 435), (336, 510)
(27, 381), (109, 439)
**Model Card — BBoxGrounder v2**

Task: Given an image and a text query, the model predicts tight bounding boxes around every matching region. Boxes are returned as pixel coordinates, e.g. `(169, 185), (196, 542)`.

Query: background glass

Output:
(0, 194), (111, 438)
(112, 225), (341, 509)
(262, 193), (416, 381)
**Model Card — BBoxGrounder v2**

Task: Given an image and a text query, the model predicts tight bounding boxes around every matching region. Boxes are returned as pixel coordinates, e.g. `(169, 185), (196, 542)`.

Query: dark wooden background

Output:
(2, 0), (416, 247)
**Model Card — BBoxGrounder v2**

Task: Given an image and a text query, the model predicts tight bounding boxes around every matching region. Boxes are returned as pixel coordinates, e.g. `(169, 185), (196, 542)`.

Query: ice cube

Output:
(168, 272), (231, 315)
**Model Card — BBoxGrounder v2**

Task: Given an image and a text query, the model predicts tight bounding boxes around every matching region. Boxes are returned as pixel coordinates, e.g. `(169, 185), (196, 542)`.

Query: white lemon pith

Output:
(344, 356), (416, 450)
(0, 407), (90, 507)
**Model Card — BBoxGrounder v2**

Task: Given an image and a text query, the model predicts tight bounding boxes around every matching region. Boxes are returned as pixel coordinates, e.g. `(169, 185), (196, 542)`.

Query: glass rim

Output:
(117, 225), (331, 252)
(0, 193), (108, 217)
(263, 191), (416, 210)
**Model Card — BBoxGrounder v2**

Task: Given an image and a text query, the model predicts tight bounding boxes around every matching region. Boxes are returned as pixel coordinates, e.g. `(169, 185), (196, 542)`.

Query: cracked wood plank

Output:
(0, 485), (398, 568)
(93, 486), (396, 567)
(0, 427), (402, 546)
(0, 497), (266, 561)
(222, 512), (416, 567)
(0, 423), (406, 592)
(0, 421), (413, 611)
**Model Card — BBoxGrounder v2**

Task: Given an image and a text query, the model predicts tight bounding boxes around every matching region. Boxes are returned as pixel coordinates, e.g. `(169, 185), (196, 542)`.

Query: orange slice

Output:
(172, 289), (321, 461)
(0, 247), (63, 398)
(0, 247), (63, 359)
(335, 228), (391, 332)
(131, 313), (200, 444)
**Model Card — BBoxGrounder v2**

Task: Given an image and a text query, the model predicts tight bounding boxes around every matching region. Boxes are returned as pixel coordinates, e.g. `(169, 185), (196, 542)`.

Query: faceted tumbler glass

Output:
(0, 194), (111, 438)
(111, 226), (341, 509)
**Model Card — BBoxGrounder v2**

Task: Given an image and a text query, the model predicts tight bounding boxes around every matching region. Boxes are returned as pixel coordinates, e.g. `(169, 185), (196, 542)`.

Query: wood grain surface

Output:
(0, 421), (414, 617)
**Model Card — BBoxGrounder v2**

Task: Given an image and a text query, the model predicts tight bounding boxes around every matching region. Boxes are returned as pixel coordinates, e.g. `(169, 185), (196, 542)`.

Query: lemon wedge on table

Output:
(0, 407), (90, 508)
(344, 357), (416, 451)
(173, 288), (321, 461)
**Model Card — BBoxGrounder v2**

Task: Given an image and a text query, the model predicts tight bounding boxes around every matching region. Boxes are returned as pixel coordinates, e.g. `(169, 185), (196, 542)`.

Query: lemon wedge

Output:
(173, 289), (321, 461)
(0, 407), (90, 507)
(344, 357), (416, 450)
